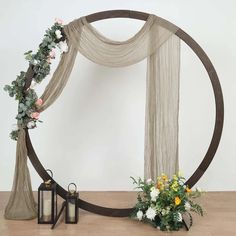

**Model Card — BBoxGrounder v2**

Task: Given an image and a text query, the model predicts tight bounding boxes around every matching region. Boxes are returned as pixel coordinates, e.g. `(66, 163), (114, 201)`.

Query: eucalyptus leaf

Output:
(25, 101), (31, 106)
(4, 85), (11, 91)
(19, 103), (24, 108)
(24, 50), (32, 55)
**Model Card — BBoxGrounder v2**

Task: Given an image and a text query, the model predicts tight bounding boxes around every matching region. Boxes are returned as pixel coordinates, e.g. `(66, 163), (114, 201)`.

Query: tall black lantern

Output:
(38, 169), (57, 224)
(65, 183), (79, 224)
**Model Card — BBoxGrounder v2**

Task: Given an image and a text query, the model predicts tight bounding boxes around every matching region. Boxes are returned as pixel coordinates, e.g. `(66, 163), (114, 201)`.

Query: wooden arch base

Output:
(25, 10), (224, 217)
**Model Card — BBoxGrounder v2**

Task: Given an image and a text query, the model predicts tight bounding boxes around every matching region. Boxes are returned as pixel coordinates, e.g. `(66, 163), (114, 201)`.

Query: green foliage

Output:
(4, 71), (26, 100)
(131, 174), (204, 231)
(189, 199), (204, 216)
(9, 130), (19, 141)
(4, 20), (67, 140)
(16, 88), (38, 126)
(24, 22), (64, 83)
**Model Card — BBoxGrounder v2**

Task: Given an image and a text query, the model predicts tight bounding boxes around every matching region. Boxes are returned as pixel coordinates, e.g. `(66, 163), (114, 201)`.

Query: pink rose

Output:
(35, 98), (43, 106)
(31, 112), (40, 120)
(49, 49), (56, 59)
(55, 18), (63, 25)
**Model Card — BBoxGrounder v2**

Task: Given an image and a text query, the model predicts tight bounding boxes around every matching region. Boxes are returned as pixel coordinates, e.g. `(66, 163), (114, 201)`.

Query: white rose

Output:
(33, 59), (38, 65)
(177, 212), (182, 222)
(150, 188), (160, 202)
(184, 201), (191, 211)
(27, 121), (36, 129)
(146, 178), (152, 185)
(30, 81), (37, 89)
(59, 41), (68, 53)
(55, 29), (62, 39)
(136, 210), (143, 221)
(145, 207), (156, 220)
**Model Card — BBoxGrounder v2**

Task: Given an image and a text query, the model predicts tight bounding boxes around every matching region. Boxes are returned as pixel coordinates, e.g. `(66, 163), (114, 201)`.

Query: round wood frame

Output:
(24, 10), (224, 217)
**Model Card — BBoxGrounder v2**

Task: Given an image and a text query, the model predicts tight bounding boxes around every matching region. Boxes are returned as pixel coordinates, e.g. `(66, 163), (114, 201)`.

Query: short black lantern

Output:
(38, 169), (57, 224)
(65, 183), (79, 224)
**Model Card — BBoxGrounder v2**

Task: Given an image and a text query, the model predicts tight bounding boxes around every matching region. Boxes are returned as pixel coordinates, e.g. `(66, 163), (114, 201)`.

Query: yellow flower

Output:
(171, 186), (178, 192)
(185, 187), (192, 193)
(162, 174), (168, 182)
(173, 181), (178, 186)
(175, 196), (181, 206)
(170, 181), (179, 191)
(173, 174), (178, 181)
(157, 176), (161, 181)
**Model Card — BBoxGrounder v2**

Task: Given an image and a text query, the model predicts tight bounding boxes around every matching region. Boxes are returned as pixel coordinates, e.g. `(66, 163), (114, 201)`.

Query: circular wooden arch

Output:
(25, 10), (224, 217)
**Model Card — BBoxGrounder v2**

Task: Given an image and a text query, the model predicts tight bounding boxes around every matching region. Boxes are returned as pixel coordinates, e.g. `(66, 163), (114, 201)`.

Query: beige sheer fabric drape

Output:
(5, 128), (37, 219)
(144, 35), (180, 179)
(5, 14), (180, 219)
(40, 15), (179, 110)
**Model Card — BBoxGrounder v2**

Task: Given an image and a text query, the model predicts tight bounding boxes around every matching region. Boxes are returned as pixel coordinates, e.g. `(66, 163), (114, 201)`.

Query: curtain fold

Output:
(144, 35), (180, 179)
(5, 128), (37, 219)
(66, 15), (175, 67)
(5, 14), (180, 219)
(39, 42), (78, 112)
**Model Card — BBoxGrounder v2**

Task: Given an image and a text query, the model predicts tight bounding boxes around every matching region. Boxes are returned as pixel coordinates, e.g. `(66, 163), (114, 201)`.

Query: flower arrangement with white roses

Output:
(131, 173), (203, 231)
(4, 18), (68, 140)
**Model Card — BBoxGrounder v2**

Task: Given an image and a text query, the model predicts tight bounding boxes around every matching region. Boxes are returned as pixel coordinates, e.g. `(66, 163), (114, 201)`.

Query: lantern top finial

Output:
(68, 183), (77, 195)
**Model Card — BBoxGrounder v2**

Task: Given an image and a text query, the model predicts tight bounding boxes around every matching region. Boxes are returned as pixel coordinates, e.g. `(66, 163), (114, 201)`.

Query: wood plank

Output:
(0, 191), (236, 236)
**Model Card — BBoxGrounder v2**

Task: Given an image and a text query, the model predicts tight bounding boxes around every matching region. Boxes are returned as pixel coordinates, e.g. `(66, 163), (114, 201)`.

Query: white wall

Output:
(0, 0), (235, 191)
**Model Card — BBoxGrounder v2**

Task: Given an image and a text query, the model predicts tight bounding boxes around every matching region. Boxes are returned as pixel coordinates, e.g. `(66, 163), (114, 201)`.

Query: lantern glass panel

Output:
(39, 190), (52, 222)
(53, 192), (57, 220)
(67, 199), (76, 222)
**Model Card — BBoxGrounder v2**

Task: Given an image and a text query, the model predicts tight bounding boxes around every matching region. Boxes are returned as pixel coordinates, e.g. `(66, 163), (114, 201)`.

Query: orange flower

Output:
(156, 182), (161, 189)
(175, 196), (181, 206)
(185, 187), (192, 193)
(156, 181), (164, 190)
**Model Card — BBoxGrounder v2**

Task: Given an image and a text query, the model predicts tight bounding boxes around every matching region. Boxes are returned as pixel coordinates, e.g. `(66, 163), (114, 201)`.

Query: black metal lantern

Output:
(65, 183), (79, 224)
(38, 169), (57, 224)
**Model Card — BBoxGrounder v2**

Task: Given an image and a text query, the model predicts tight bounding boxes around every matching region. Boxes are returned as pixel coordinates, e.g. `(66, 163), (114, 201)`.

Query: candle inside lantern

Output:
(68, 202), (75, 221)
(43, 199), (52, 221)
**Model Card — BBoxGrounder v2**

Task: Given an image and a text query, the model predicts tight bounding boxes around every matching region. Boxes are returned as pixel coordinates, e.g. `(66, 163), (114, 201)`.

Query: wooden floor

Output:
(0, 191), (236, 236)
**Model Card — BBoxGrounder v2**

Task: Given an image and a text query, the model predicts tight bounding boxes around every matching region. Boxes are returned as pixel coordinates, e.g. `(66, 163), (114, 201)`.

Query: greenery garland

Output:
(4, 18), (68, 140)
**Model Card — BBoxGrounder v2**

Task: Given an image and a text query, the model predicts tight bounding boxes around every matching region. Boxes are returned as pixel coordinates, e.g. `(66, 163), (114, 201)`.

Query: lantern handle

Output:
(45, 169), (53, 178)
(68, 183), (77, 193)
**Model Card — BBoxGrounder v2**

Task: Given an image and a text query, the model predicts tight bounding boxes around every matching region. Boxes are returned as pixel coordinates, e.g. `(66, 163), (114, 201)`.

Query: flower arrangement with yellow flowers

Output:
(131, 173), (203, 231)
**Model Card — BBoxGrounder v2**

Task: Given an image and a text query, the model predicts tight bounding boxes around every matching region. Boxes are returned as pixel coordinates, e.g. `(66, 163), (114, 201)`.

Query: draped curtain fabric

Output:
(144, 35), (180, 179)
(5, 14), (180, 219)
(4, 128), (37, 219)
